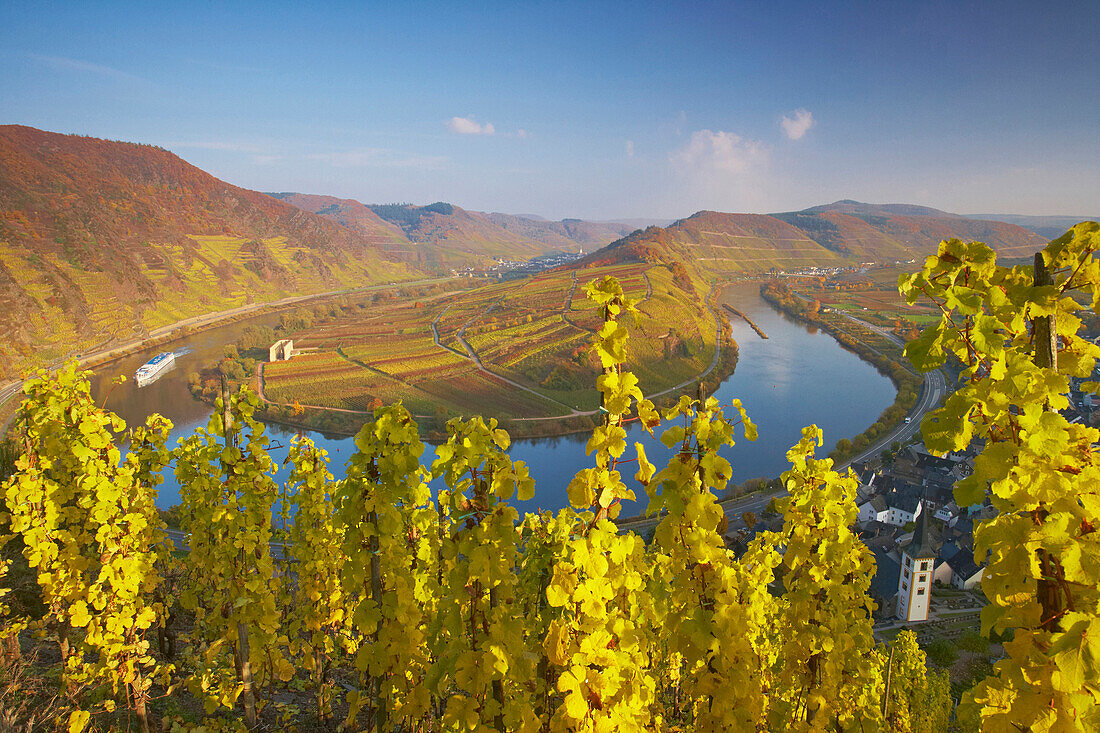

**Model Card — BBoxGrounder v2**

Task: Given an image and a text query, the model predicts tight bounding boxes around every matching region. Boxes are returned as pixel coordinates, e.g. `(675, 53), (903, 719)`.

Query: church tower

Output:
(897, 501), (936, 622)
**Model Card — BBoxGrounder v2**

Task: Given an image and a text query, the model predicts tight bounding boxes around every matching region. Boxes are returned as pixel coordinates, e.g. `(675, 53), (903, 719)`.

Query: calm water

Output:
(87, 282), (896, 514)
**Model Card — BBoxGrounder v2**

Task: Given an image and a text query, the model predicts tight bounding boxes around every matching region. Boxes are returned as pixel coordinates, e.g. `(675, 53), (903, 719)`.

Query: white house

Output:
(268, 339), (294, 362)
(947, 553), (983, 590)
(857, 495), (889, 524)
(886, 492), (923, 527)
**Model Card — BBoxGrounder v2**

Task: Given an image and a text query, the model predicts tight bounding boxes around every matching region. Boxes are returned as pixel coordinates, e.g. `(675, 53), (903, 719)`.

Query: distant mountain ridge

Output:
(963, 213), (1098, 240)
(480, 212), (636, 252)
(578, 200), (1046, 272)
(798, 199), (1089, 241)
(0, 125), (409, 377)
(272, 193), (641, 269)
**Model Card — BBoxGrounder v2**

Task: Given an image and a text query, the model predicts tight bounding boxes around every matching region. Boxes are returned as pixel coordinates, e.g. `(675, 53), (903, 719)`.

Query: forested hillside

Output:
(367, 201), (564, 265)
(776, 200), (1046, 259)
(0, 126), (410, 377)
(270, 193), (636, 272)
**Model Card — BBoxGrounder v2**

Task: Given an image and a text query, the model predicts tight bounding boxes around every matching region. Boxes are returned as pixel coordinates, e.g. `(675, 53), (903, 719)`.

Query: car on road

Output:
(905, 417), (912, 424)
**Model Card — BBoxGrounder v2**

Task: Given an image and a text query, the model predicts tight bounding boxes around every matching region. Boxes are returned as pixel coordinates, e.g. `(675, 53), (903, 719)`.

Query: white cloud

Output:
(516, 128), (529, 139)
(670, 130), (768, 174)
(447, 116), (496, 135)
(668, 130), (773, 212)
(625, 140), (635, 158)
(780, 109), (815, 140)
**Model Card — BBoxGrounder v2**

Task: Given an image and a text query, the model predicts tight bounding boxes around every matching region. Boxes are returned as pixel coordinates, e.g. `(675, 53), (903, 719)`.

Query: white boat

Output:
(135, 352), (175, 387)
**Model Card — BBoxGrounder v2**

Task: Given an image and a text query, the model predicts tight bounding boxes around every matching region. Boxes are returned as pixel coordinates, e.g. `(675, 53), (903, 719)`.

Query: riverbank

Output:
(759, 281), (922, 460)
(195, 301), (739, 441)
(722, 304), (769, 339)
(0, 276), (460, 437)
(178, 271), (740, 441)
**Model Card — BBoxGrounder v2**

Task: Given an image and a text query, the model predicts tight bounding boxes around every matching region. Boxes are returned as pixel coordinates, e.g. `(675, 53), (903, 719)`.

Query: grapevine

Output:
(899, 224), (1100, 730)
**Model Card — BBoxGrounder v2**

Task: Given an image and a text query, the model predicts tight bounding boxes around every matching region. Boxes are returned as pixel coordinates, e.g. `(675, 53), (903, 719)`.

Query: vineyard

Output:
(258, 262), (725, 426)
(2, 230), (1098, 731)
(263, 352), (413, 413)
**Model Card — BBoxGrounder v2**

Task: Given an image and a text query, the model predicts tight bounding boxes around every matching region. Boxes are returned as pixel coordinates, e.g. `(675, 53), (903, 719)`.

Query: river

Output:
(86, 281), (896, 514)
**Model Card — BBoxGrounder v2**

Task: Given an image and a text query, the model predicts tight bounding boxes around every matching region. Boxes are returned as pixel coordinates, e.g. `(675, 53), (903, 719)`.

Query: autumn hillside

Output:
(479, 212), (637, 252)
(578, 210), (846, 272)
(579, 201), (1046, 274)
(773, 200), (1047, 260)
(0, 125), (410, 378)
(274, 193), (642, 272)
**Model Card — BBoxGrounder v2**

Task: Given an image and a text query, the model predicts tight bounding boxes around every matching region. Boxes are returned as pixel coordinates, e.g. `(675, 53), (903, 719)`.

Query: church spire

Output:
(904, 500), (937, 559)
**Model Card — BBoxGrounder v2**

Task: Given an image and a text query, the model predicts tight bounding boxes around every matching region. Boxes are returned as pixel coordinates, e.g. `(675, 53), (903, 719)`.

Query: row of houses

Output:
(852, 444), (987, 622)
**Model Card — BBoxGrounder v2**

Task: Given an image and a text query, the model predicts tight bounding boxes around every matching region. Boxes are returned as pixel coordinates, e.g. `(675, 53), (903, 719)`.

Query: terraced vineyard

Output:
(259, 262), (727, 426)
(264, 352), (413, 412)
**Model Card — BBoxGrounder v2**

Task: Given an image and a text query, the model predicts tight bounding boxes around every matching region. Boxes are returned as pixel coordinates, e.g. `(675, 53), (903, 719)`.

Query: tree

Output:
(339, 403), (435, 730)
(430, 414), (536, 731)
(543, 276), (663, 732)
(174, 386), (286, 724)
(647, 392), (779, 730)
(882, 630), (950, 733)
(284, 436), (346, 720)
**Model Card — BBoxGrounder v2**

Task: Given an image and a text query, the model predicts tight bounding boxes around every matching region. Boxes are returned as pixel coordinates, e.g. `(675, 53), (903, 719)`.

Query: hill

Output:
(272, 194), (641, 270)
(579, 201), (1046, 274)
(963, 213), (1099, 240)
(480, 212), (636, 252)
(0, 125), (409, 378)
(265, 192), (425, 263)
(266, 192), (409, 246)
(366, 202), (561, 265)
(578, 210), (845, 272)
(775, 200), (1046, 260)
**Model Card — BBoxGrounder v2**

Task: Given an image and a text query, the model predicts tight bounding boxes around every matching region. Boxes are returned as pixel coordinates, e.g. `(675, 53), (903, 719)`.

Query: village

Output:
(451, 250), (585, 280)
(722, 363), (1099, 636)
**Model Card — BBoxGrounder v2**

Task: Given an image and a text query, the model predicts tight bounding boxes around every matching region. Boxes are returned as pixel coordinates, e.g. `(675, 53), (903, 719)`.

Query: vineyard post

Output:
(882, 643), (894, 719)
(1031, 252), (1062, 633)
(594, 297), (617, 526)
(477, 474), (507, 733)
(367, 506), (386, 733)
(221, 377), (257, 728)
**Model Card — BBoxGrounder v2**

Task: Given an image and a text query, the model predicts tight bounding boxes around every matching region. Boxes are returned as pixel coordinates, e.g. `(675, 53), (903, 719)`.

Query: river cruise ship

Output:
(135, 352), (175, 387)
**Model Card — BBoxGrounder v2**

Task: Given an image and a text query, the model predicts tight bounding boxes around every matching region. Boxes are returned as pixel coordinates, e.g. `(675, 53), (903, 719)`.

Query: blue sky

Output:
(1, 1), (1097, 220)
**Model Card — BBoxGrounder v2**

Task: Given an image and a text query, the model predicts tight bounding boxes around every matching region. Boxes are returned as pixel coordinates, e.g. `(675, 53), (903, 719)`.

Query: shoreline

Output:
(615, 281), (942, 530)
(0, 276), (457, 436)
(234, 280), (739, 440)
